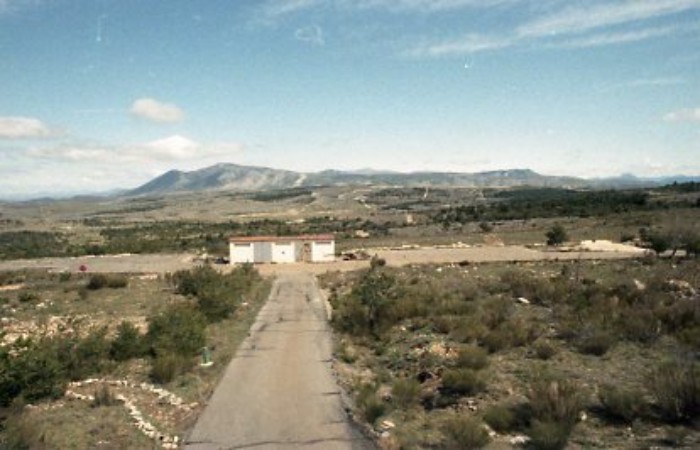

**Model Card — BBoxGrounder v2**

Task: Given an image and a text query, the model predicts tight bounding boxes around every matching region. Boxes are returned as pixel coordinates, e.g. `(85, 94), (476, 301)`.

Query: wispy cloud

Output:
(340, 0), (515, 13)
(130, 98), (184, 123)
(517, 0), (700, 38)
(598, 77), (685, 92)
(27, 135), (243, 165)
(664, 107), (700, 123)
(0, 116), (54, 139)
(402, 0), (700, 58)
(295, 25), (325, 45)
(0, 0), (40, 15)
(554, 25), (678, 48)
(260, 0), (323, 20)
(405, 33), (511, 57)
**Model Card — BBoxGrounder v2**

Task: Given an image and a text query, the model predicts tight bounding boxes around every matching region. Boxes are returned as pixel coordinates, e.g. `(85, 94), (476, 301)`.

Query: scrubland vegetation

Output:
(323, 256), (700, 448)
(0, 264), (269, 448)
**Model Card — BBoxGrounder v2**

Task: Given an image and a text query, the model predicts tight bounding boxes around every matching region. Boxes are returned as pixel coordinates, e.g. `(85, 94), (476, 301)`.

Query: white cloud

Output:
(341, 0), (513, 12)
(0, 0), (40, 15)
(144, 135), (201, 160)
(130, 98), (184, 123)
(295, 25), (325, 45)
(663, 108), (700, 123)
(260, 0), (323, 20)
(517, 0), (700, 38)
(554, 25), (678, 48)
(405, 33), (511, 57)
(26, 135), (243, 165)
(0, 116), (53, 138)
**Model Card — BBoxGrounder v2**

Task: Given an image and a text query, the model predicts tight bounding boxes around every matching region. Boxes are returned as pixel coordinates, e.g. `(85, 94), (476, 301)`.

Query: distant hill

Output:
(126, 164), (595, 196)
(128, 163), (304, 196)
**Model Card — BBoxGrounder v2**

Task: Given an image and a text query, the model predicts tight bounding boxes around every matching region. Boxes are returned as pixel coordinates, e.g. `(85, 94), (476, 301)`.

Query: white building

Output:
(229, 234), (335, 264)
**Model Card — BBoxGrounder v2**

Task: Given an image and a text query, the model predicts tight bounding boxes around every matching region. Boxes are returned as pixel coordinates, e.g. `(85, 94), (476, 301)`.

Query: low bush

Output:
(528, 420), (572, 450)
(454, 345), (489, 370)
(18, 291), (39, 303)
(86, 274), (128, 290)
(533, 340), (558, 360)
(647, 359), (700, 422)
(146, 303), (207, 358)
(576, 328), (615, 356)
(60, 327), (111, 381)
(356, 384), (385, 424)
(442, 415), (490, 450)
(392, 377), (422, 409)
(92, 384), (118, 407)
(150, 352), (192, 384)
(528, 374), (584, 426)
(598, 384), (646, 423)
(441, 369), (486, 397)
(110, 321), (147, 361)
(483, 404), (515, 432)
(172, 264), (261, 322)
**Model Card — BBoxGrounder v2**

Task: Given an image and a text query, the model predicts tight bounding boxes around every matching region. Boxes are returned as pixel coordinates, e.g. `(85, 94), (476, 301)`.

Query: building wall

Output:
(311, 240), (335, 262)
(230, 242), (254, 263)
(271, 241), (295, 263)
(230, 238), (335, 264)
(253, 242), (273, 263)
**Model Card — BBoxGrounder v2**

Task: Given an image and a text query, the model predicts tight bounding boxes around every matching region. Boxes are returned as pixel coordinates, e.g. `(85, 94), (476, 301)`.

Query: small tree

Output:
(546, 224), (568, 246)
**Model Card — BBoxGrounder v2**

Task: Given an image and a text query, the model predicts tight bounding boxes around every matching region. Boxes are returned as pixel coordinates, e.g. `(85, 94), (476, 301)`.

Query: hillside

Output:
(127, 164), (593, 197)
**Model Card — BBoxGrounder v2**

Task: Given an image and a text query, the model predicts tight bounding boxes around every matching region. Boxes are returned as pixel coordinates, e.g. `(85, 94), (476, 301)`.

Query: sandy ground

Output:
(0, 244), (649, 276)
(185, 272), (373, 449)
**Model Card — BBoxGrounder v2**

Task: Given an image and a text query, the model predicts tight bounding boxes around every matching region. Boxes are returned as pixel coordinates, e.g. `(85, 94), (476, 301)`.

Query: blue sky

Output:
(1, 0), (699, 198)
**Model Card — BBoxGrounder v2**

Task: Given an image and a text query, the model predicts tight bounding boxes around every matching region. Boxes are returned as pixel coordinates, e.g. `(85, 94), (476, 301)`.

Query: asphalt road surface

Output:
(185, 272), (374, 450)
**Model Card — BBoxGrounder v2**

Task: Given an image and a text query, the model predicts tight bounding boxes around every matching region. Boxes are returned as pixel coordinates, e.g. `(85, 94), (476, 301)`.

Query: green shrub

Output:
(60, 327), (111, 381)
(576, 328), (615, 356)
(172, 264), (261, 322)
(110, 321), (147, 361)
(528, 374), (583, 426)
(9, 338), (66, 403)
(146, 303), (207, 358)
(441, 369), (486, 397)
(91, 384), (117, 407)
(546, 224), (568, 246)
(86, 274), (128, 290)
(598, 384), (646, 423)
(442, 415), (490, 450)
(455, 345), (489, 370)
(483, 404), (515, 432)
(392, 377), (422, 409)
(18, 291), (38, 303)
(533, 340), (558, 360)
(150, 352), (192, 384)
(356, 384), (385, 424)
(528, 420), (571, 450)
(647, 359), (700, 422)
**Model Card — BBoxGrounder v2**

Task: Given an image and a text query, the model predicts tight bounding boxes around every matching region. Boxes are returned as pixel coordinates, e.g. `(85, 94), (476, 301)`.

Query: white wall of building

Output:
(311, 240), (335, 262)
(230, 242), (254, 263)
(271, 242), (295, 263)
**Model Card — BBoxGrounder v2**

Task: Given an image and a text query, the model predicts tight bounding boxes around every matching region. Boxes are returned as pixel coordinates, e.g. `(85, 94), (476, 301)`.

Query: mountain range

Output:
(126, 163), (698, 197)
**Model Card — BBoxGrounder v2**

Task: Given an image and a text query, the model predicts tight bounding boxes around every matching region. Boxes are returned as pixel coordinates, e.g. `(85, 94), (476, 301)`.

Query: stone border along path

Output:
(185, 272), (374, 449)
(64, 378), (196, 449)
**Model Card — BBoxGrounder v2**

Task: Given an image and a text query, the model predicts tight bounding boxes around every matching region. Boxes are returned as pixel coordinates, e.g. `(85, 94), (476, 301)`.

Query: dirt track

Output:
(0, 245), (648, 275)
(185, 272), (373, 449)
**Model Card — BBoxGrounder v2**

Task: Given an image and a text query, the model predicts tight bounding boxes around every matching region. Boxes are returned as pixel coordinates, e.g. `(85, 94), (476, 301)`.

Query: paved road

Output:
(186, 272), (374, 450)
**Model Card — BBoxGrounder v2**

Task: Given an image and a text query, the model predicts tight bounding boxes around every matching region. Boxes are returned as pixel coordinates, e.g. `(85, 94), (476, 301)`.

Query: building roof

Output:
(229, 234), (334, 243)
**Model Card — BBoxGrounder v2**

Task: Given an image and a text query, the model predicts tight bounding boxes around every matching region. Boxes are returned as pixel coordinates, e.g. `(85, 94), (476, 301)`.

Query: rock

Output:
(516, 297), (530, 305)
(633, 279), (646, 291)
(380, 420), (396, 431)
(510, 435), (530, 445)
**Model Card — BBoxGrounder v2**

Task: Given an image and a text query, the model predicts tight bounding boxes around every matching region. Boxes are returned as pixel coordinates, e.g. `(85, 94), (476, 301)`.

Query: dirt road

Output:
(185, 272), (373, 450)
(0, 245), (647, 276)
